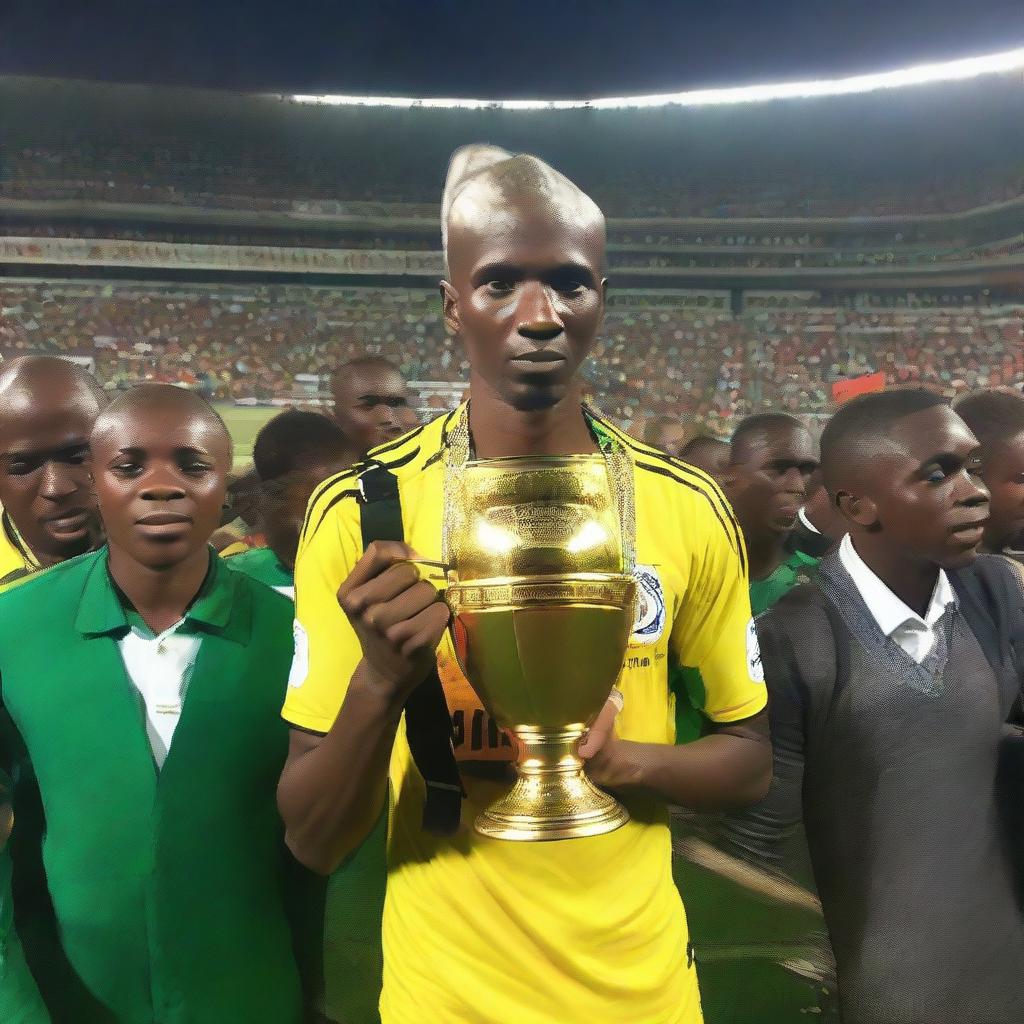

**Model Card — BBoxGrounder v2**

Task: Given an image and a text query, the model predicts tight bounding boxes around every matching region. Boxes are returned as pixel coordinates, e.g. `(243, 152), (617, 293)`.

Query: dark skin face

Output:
(978, 431), (1024, 552)
(801, 468), (847, 541)
(91, 401), (231, 632)
(836, 405), (989, 614)
(651, 421), (688, 460)
(331, 367), (410, 456)
(0, 381), (101, 567)
(442, 188), (607, 420)
(682, 439), (731, 480)
(263, 460), (348, 571)
(726, 425), (819, 546)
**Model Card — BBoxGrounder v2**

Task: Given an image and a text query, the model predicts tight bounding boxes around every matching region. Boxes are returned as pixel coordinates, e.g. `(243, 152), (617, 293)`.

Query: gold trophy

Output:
(445, 454), (636, 841)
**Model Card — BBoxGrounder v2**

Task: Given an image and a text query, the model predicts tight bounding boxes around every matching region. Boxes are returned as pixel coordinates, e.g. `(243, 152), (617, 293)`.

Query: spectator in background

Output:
(786, 468), (845, 559)
(227, 410), (354, 598)
(679, 434), (730, 480)
(723, 414), (820, 614)
(955, 389), (1024, 561)
(330, 356), (411, 458)
(643, 414), (689, 458)
(212, 466), (262, 555)
(0, 356), (106, 585)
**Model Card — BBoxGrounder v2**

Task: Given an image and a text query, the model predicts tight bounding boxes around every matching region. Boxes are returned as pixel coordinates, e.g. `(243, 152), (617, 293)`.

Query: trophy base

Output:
(474, 726), (630, 842)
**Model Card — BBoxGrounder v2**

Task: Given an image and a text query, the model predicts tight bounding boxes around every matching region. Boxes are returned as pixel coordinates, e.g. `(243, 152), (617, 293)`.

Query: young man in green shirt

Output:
(723, 413), (821, 614)
(676, 412), (825, 1022)
(227, 409), (354, 598)
(0, 384), (313, 1023)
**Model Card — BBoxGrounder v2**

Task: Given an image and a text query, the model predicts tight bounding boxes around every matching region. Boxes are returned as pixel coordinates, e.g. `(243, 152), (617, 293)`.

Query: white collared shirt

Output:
(798, 507), (820, 535)
(118, 619), (202, 768)
(838, 534), (957, 664)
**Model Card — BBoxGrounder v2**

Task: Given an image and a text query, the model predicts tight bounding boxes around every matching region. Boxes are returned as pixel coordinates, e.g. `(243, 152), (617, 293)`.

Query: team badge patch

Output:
(288, 620), (309, 689)
(631, 565), (666, 645)
(746, 618), (765, 683)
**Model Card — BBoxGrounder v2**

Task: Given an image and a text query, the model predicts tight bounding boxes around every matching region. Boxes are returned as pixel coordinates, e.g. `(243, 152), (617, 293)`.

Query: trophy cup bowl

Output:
(446, 454), (636, 841)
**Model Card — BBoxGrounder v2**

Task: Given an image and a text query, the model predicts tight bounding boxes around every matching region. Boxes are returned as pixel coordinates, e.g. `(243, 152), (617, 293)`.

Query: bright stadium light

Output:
(288, 46), (1024, 110)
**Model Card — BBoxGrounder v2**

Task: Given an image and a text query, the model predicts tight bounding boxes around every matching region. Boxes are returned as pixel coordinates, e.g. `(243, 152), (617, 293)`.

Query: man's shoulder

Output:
(224, 545), (276, 570)
(957, 551), (1024, 592)
(0, 550), (99, 627)
(229, 558), (293, 613)
(301, 409), (453, 546)
(599, 418), (741, 537)
(758, 581), (833, 639)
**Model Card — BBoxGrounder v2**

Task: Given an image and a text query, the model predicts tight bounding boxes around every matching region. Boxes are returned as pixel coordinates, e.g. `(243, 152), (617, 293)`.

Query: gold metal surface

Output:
(446, 454), (637, 841)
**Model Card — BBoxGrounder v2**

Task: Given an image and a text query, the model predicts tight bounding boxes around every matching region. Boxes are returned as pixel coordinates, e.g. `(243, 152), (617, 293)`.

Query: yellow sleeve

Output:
(671, 493), (767, 724)
(282, 491), (365, 733)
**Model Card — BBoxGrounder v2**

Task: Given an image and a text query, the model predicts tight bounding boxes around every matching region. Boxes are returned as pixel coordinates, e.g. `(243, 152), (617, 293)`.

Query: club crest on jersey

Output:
(631, 565), (666, 644)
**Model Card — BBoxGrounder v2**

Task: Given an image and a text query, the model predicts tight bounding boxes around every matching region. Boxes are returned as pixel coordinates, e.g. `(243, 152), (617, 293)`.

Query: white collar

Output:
(797, 507), (821, 535)
(838, 534), (957, 637)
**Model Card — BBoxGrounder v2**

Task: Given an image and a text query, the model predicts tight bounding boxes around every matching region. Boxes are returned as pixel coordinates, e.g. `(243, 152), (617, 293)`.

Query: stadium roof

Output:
(289, 47), (1024, 110)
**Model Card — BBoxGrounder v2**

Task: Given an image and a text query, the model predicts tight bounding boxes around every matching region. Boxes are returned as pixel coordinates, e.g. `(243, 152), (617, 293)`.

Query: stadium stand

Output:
(2, 280), (1020, 437)
(2, 71), (1024, 439)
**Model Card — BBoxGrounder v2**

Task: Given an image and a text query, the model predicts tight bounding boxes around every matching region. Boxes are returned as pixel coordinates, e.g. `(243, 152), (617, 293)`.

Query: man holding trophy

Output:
(278, 146), (772, 1023)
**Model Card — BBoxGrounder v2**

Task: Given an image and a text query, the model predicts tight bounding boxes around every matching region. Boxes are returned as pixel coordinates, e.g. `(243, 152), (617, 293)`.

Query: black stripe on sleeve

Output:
(300, 466), (362, 548)
(601, 420), (746, 569)
(376, 447), (421, 471)
(366, 424), (426, 458)
(635, 460), (747, 575)
(308, 488), (362, 544)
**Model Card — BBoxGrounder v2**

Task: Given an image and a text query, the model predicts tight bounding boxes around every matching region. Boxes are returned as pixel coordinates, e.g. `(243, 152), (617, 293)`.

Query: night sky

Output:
(1, 0), (1023, 97)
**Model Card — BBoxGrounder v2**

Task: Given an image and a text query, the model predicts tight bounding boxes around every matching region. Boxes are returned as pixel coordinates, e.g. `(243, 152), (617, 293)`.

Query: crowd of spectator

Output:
(4, 139), (1024, 221)
(2, 280), (1021, 436)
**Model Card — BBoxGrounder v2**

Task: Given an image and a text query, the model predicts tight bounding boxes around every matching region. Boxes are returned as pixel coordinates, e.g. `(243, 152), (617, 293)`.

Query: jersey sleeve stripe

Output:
(299, 466), (362, 547)
(600, 420), (746, 569)
(635, 460), (747, 575)
(366, 424), (426, 459)
(376, 446), (421, 471)
(306, 487), (362, 544)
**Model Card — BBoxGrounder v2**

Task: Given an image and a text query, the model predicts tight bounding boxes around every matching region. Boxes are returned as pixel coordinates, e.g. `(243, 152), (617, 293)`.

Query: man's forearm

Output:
(613, 731), (772, 810)
(278, 660), (404, 875)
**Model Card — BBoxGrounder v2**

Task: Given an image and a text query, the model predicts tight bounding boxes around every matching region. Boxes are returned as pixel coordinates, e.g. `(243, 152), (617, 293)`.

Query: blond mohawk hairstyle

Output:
(441, 143), (514, 274)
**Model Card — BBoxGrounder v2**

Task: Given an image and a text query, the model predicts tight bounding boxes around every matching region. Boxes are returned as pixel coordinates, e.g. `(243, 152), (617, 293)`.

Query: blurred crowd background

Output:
(2, 71), (1023, 449)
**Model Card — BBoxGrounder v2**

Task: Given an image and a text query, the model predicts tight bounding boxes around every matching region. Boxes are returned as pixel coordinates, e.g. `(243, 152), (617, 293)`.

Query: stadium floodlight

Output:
(288, 46), (1024, 110)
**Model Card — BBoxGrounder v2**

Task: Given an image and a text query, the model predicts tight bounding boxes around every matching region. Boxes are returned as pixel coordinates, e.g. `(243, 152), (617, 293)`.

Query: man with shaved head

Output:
(0, 383), (317, 1021)
(330, 356), (411, 458)
(680, 433), (730, 479)
(745, 389), (1024, 1022)
(279, 146), (770, 1023)
(723, 413), (819, 615)
(0, 355), (105, 585)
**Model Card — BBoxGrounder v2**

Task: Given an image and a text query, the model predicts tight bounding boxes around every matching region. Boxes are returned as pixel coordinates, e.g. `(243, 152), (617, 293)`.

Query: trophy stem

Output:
(474, 725), (630, 842)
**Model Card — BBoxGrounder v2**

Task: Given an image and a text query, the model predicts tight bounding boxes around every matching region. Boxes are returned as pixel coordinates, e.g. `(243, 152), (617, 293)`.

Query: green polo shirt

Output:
(226, 546), (295, 598)
(748, 549), (820, 617)
(0, 547), (313, 1023)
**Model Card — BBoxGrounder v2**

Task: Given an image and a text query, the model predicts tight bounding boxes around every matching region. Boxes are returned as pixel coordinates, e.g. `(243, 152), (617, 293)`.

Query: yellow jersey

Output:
(284, 406), (766, 1024)
(0, 509), (38, 589)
